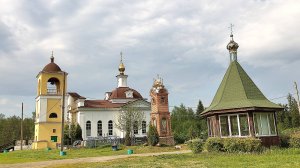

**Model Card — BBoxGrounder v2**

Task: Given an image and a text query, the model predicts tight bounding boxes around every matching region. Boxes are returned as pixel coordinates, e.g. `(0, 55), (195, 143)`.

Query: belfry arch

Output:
(47, 77), (60, 94)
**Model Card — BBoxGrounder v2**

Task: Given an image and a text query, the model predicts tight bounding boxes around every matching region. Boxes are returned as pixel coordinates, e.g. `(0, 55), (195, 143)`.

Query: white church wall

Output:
(78, 109), (151, 140)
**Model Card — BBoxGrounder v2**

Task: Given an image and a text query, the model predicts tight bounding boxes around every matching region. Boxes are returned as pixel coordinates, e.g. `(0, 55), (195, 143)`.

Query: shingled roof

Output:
(202, 60), (282, 115)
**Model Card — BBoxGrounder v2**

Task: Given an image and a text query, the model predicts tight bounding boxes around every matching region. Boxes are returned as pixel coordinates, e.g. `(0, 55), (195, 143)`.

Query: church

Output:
(32, 53), (174, 149)
(201, 33), (283, 146)
(67, 56), (151, 140)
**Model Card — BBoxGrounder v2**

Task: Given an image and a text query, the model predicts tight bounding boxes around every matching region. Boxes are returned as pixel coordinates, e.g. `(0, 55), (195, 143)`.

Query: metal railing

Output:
(47, 89), (60, 94)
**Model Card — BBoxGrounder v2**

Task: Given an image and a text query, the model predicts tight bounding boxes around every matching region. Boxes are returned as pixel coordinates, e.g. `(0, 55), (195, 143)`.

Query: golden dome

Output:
(119, 52), (125, 75)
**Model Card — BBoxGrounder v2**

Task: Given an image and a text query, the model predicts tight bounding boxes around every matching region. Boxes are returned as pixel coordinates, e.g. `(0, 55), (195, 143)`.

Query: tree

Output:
(147, 124), (159, 146)
(195, 100), (208, 139)
(288, 94), (300, 127)
(115, 106), (145, 146)
(171, 104), (198, 143)
(64, 123), (82, 145)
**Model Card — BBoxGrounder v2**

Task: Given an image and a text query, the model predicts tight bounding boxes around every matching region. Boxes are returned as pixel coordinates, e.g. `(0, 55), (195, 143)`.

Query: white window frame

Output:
(253, 112), (277, 137)
(207, 117), (214, 137)
(219, 113), (250, 137)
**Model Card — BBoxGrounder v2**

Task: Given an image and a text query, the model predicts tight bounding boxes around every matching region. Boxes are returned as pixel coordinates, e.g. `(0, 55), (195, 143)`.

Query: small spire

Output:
(227, 24), (239, 62)
(50, 51), (54, 63)
(118, 52), (125, 75)
(229, 23), (234, 40)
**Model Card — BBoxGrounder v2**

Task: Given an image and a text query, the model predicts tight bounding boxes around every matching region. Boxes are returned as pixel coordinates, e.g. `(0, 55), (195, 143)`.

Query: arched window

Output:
(86, 121), (91, 137)
(161, 118), (167, 131)
(108, 120), (113, 136)
(133, 121), (138, 135)
(49, 113), (57, 118)
(47, 78), (60, 94)
(97, 120), (102, 137)
(142, 121), (147, 134)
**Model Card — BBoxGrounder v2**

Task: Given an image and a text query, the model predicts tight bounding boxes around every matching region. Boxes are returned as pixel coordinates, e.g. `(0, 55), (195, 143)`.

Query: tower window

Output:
(53, 129), (56, 133)
(49, 113), (58, 118)
(97, 120), (102, 137)
(86, 121), (91, 137)
(142, 121), (147, 134)
(108, 120), (113, 136)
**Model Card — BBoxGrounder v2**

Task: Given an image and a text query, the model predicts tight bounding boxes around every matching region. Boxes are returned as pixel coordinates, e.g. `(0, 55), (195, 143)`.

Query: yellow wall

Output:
(33, 71), (68, 149)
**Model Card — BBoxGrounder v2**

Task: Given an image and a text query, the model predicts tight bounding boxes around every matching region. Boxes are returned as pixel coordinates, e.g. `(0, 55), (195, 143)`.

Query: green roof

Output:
(202, 61), (281, 114)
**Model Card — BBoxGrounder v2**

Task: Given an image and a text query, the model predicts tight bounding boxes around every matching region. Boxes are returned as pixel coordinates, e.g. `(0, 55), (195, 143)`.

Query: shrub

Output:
(223, 138), (262, 153)
(174, 132), (188, 144)
(147, 125), (159, 146)
(279, 135), (290, 148)
(187, 139), (204, 153)
(204, 137), (262, 153)
(289, 132), (300, 148)
(204, 137), (224, 152)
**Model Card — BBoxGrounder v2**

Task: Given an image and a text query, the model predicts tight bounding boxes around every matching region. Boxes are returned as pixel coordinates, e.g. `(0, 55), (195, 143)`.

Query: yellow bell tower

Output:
(32, 54), (67, 149)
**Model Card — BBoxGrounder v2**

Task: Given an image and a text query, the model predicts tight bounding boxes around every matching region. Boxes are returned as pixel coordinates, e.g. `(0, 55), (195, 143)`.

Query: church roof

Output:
(202, 60), (282, 115)
(109, 87), (143, 99)
(83, 99), (149, 108)
(42, 56), (62, 73)
(84, 100), (124, 108)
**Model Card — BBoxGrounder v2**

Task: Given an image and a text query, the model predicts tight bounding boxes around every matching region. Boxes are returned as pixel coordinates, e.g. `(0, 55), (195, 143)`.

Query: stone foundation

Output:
(159, 136), (175, 146)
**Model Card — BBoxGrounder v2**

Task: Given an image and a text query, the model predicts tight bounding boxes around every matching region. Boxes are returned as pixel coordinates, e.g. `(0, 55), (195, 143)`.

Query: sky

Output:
(0, 0), (299, 118)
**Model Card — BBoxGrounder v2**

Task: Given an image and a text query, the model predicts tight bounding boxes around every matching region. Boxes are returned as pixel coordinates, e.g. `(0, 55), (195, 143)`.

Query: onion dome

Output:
(226, 34), (239, 52)
(42, 53), (62, 72)
(152, 75), (167, 93)
(119, 52), (125, 75)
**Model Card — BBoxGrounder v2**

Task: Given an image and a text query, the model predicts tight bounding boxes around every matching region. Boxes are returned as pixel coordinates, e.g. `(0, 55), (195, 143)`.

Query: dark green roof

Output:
(202, 61), (281, 114)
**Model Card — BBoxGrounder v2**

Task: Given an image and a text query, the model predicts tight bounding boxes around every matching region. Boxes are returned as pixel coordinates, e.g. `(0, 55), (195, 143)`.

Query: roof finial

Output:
(50, 51), (54, 63)
(229, 23), (234, 40)
(118, 51), (125, 75)
(120, 51), (123, 62)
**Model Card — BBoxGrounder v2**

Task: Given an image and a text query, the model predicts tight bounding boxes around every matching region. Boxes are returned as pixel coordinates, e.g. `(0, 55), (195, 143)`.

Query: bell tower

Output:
(32, 53), (68, 149)
(150, 76), (174, 145)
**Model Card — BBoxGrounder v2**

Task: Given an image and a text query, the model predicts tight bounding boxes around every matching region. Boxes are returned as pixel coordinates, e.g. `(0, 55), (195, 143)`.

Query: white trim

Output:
(253, 112), (277, 137)
(219, 113), (250, 138)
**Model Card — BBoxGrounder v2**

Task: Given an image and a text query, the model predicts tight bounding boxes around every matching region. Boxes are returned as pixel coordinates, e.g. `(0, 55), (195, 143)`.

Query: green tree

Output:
(195, 100), (208, 139)
(171, 104), (198, 143)
(115, 106), (145, 146)
(147, 124), (159, 146)
(64, 123), (82, 145)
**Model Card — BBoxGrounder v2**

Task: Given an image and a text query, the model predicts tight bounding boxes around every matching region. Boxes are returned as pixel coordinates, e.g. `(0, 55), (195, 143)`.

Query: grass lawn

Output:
(50, 148), (300, 168)
(0, 145), (181, 164)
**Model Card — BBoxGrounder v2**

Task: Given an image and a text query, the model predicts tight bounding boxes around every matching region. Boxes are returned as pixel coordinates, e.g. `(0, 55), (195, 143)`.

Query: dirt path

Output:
(0, 150), (191, 168)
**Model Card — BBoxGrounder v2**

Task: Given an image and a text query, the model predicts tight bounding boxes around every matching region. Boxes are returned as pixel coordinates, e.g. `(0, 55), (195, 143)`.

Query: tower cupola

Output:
(116, 52), (128, 87)
(227, 24), (239, 62)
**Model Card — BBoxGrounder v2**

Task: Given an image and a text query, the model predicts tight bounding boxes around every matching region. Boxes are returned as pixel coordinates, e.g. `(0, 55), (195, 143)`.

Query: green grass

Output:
(50, 148), (300, 168)
(0, 145), (179, 164)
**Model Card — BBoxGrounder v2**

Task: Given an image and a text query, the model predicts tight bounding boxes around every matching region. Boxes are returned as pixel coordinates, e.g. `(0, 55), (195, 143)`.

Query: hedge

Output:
(204, 137), (262, 153)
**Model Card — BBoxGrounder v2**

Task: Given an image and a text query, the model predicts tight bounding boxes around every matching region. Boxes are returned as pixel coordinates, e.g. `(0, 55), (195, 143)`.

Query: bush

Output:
(279, 135), (290, 148)
(147, 125), (159, 146)
(204, 137), (262, 153)
(289, 132), (300, 148)
(223, 138), (262, 153)
(204, 137), (224, 152)
(174, 132), (188, 144)
(187, 139), (204, 153)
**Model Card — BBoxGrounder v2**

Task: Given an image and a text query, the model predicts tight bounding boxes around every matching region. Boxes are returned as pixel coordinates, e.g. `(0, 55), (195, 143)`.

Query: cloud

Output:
(0, 0), (299, 116)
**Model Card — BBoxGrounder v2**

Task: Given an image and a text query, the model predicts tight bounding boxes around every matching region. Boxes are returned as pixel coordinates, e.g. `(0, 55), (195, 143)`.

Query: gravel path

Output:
(0, 150), (191, 168)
